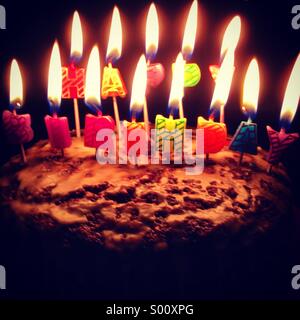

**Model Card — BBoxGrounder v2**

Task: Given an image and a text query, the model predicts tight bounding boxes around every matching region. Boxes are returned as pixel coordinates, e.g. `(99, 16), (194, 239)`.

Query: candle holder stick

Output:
(144, 97), (149, 136)
(220, 105), (225, 123)
(73, 98), (81, 138)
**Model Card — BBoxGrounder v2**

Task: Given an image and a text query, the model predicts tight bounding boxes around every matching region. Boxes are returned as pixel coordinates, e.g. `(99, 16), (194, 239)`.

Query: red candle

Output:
(45, 114), (71, 149)
(197, 50), (234, 157)
(45, 41), (72, 154)
(2, 59), (33, 162)
(84, 46), (115, 149)
(267, 54), (300, 172)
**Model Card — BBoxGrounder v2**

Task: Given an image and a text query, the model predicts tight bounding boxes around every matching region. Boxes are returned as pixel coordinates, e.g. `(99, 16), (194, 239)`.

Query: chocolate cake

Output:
(0, 137), (294, 299)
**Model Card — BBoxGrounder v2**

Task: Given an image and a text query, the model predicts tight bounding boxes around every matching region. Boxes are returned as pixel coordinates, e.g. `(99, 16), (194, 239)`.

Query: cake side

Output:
(0, 137), (292, 251)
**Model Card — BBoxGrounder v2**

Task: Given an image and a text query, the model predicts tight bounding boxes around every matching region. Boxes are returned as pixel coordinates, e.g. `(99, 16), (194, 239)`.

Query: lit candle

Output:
(229, 58), (260, 165)
(145, 3), (165, 89)
(2, 59), (33, 163)
(180, 0), (201, 88)
(123, 54), (148, 155)
(102, 6), (127, 135)
(197, 50), (235, 157)
(209, 15), (241, 81)
(155, 53), (186, 152)
(45, 42), (72, 156)
(267, 53), (300, 173)
(62, 11), (85, 138)
(84, 45), (115, 149)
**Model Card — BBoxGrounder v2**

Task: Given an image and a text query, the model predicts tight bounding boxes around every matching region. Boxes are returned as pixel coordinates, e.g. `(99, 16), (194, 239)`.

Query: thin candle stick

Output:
(109, 62), (121, 135)
(179, 100), (184, 119)
(73, 98), (81, 138)
(220, 105), (225, 123)
(143, 98), (149, 136)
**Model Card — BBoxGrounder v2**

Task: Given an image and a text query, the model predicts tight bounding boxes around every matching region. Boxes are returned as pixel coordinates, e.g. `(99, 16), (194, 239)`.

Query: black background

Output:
(0, 0), (300, 175)
(0, 0), (300, 301)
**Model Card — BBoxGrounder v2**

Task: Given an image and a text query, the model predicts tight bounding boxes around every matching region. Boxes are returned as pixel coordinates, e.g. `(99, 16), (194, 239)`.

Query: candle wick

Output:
(53, 112), (58, 119)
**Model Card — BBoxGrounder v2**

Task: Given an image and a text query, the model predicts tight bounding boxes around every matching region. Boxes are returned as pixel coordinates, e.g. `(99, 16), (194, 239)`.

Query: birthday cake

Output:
(0, 136), (293, 299)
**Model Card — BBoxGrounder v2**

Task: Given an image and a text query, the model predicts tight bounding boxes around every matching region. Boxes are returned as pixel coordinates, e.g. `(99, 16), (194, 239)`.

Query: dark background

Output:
(0, 0), (300, 168)
(1, 0), (299, 200)
(0, 0), (299, 153)
(0, 0), (300, 177)
(0, 0), (300, 300)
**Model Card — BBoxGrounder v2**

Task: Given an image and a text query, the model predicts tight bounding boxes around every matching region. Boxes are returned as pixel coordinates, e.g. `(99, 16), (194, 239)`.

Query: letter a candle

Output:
(267, 53), (300, 173)
(197, 50), (235, 157)
(45, 42), (72, 156)
(230, 58), (260, 165)
(2, 59), (34, 163)
(84, 46), (115, 149)
(155, 53), (186, 153)
(102, 6), (127, 136)
(62, 11), (85, 138)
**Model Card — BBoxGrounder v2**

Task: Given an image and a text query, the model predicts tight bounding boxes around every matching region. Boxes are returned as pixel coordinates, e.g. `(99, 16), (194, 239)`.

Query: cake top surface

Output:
(0, 138), (291, 251)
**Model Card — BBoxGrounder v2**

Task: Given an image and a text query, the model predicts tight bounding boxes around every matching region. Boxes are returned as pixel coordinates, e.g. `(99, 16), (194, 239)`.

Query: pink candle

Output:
(2, 59), (33, 163)
(46, 41), (72, 154)
(84, 112), (115, 148)
(84, 45), (115, 149)
(45, 114), (72, 149)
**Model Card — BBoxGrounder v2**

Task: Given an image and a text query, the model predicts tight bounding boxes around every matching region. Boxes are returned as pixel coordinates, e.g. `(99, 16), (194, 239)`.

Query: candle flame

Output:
(146, 3), (159, 61)
(71, 11), (83, 61)
(130, 55), (147, 116)
(48, 41), (62, 108)
(10, 59), (23, 109)
(85, 45), (101, 111)
(169, 53), (185, 114)
(220, 16), (241, 59)
(182, 0), (198, 60)
(210, 50), (234, 111)
(280, 53), (300, 126)
(106, 6), (122, 62)
(242, 58), (260, 120)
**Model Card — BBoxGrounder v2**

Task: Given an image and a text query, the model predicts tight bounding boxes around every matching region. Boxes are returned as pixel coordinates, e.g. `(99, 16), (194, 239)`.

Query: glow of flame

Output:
(106, 6), (122, 62)
(10, 59), (23, 108)
(146, 3), (159, 60)
(210, 50), (235, 111)
(242, 58), (260, 120)
(48, 41), (62, 108)
(182, 0), (198, 60)
(220, 16), (241, 59)
(280, 53), (300, 125)
(169, 52), (185, 113)
(71, 11), (83, 60)
(85, 45), (101, 111)
(130, 55), (147, 116)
